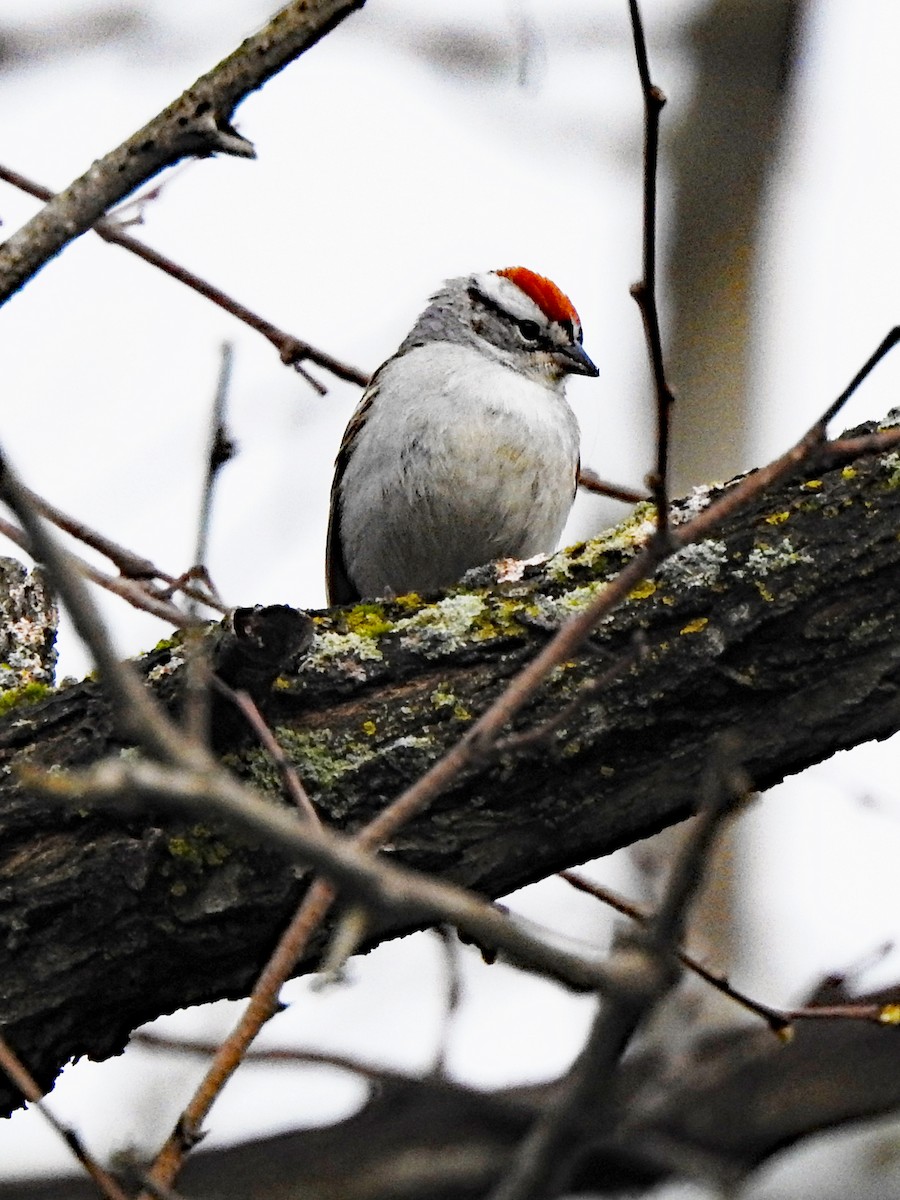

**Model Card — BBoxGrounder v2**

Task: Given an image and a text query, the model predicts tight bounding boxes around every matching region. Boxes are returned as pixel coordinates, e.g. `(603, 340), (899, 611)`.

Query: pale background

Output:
(0, 1), (899, 1192)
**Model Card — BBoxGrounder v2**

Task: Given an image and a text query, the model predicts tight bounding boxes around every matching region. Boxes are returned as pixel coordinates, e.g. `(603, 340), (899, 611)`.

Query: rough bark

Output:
(2, 425), (900, 1114)
(0, 0), (366, 304)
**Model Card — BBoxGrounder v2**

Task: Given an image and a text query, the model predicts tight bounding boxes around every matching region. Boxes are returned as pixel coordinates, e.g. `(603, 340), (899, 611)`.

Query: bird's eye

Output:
(518, 320), (541, 342)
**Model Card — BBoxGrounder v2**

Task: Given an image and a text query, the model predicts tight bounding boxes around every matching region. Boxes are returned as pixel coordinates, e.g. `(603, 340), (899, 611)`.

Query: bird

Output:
(326, 266), (598, 604)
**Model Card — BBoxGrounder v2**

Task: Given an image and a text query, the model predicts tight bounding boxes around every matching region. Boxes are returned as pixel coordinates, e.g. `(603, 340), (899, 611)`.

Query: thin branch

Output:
(0, 0), (367, 306)
(0, 163), (370, 387)
(16, 478), (159, 580)
(560, 871), (898, 1033)
(0, 474), (227, 615)
(577, 466), (648, 506)
(627, 0), (675, 533)
(128, 719), (620, 1197)
(131, 1030), (422, 1084)
(0, 1035), (131, 1200)
(337, 359), (900, 865)
(0, 514), (208, 627)
(181, 343), (236, 742)
(816, 329), (900, 430)
(143, 879), (338, 1193)
(194, 342), (235, 575)
(432, 925), (465, 1077)
(209, 675), (319, 822)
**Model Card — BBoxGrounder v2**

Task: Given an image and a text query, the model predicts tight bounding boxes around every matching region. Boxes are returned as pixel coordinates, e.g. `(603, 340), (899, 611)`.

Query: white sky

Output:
(0, 0), (898, 1185)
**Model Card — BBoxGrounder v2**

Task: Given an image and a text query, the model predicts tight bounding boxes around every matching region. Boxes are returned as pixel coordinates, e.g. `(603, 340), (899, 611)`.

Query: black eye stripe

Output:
(518, 319), (542, 341)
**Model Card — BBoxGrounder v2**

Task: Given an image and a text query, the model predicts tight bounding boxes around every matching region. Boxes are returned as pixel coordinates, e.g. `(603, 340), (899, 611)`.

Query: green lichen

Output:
(391, 592), (425, 610)
(745, 539), (814, 576)
(343, 604), (393, 639)
(314, 628), (384, 665)
(548, 502), (658, 580)
(0, 681), (52, 718)
(259, 727), (378, 791)
(430, 685), (474, 722)
(395, 593), (491, 651)
(166, 824), (233, 870)
(470, 595), (531, 640)
(534, 581), (608, 623)
(151, 635), (181, 655)
(242, 722), (443, 803)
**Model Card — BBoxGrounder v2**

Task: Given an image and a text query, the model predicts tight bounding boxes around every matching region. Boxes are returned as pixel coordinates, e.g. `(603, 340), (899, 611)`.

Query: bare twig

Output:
(194, 342), (235, 576)
(0, 474), (227, 617)
(0, 163), (370, 388)
(627, 0), (675, 533)
(132, 1030), (436, 1085)
(209, 675), (319, 822)
(337, 367), (900, 867)
(0, 1035), (131, 1200)
(432, 925), (465, 1077)
(16, 478), (159, 580)
(0, 514), (208, 627)
(142, 879), (338, 1192)
(560, 871), (899, 1034)
(0, 1), (368, 306)
(576, 466), (648, 506)
(181, 343), (236, 742)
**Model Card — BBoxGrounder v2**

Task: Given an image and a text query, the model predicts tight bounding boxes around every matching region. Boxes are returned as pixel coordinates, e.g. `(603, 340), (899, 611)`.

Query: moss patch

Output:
(0, 681), (53, 718)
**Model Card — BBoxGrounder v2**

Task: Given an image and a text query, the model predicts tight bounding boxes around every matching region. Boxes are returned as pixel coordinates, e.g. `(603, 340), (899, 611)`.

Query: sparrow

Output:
(326, 266), (597, 604)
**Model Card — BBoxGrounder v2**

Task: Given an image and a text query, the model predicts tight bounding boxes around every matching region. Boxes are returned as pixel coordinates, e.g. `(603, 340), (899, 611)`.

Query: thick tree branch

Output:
(2, 420), (900, 1112)
(0, 0), (365, 304)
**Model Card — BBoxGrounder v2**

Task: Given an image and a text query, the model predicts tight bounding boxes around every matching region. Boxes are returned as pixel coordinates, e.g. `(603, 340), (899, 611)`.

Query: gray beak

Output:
(558, 341), (599, 377)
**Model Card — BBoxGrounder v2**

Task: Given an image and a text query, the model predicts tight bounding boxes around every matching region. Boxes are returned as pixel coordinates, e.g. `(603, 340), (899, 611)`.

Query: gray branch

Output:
(1, 420), (900, 1116)
(0, 0), (366, 304)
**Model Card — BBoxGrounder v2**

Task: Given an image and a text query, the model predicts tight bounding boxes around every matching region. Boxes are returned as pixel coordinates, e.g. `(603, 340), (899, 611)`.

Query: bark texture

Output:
(1, 427), (900, 1114)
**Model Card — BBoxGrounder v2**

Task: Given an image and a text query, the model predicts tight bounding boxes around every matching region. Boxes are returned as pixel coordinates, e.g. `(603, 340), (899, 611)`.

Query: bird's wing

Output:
(325, 375), (380, 605)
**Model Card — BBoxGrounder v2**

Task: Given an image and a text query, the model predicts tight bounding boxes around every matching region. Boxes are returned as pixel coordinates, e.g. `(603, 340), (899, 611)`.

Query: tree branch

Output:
(2, 418), (900, 1111)
(0, 0), (366, 304)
